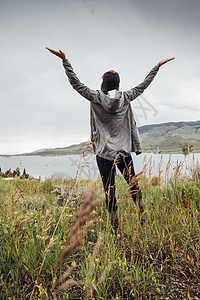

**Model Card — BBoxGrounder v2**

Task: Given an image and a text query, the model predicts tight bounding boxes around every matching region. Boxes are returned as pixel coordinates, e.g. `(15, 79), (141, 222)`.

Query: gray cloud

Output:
(0, 0), (199, 154)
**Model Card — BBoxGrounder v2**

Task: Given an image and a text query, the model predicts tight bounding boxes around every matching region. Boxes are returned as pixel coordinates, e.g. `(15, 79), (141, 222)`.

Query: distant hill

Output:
(139, 120), (200, 153)
(20, 120), (200, 156)
(23, 142), (87, 156)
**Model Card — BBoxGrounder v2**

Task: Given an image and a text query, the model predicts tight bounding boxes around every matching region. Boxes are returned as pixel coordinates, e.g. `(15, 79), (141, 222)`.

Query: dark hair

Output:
(101, 71), (120, 94)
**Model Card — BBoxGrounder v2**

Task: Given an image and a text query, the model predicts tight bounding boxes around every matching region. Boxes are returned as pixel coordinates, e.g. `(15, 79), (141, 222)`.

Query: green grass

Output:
(0, 162), (200, 299)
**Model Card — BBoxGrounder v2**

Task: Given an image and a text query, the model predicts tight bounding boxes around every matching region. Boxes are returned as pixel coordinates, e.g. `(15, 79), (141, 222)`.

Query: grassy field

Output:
(0, 156), (200, 299)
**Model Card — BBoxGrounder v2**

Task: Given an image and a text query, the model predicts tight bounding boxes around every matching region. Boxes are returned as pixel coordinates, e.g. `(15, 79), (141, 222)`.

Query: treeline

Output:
(0, 167), (29, 179)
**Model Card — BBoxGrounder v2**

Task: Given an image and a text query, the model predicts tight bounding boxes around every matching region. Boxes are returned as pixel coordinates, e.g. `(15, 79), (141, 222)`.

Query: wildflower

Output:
(95, 258), (100, 264)
(71, 261), (77, 268)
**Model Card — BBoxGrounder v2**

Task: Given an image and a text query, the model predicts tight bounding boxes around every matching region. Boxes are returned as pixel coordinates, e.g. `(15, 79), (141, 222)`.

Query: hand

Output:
(157, 57), (175, 67)
(46, 47), (66, 60)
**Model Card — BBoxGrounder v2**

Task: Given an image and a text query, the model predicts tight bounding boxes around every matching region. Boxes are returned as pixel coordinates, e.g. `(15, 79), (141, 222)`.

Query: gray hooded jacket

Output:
(63, 59), (159, 160)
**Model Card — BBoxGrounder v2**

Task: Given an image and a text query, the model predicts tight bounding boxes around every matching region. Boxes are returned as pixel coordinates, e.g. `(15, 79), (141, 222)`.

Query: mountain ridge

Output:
(14, 120), (200, 156)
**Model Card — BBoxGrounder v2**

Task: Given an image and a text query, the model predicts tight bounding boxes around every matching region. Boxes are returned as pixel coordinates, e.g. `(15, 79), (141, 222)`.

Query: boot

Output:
(137, 190), (145, 225)
(109, 209), (119, 231)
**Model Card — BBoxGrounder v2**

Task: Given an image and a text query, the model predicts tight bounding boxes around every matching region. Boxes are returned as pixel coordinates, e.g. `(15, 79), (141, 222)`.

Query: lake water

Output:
(0, 153), (199, 180)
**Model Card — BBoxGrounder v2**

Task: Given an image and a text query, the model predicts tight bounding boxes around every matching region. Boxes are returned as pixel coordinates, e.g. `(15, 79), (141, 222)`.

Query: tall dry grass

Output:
(0, 153), (200, 299)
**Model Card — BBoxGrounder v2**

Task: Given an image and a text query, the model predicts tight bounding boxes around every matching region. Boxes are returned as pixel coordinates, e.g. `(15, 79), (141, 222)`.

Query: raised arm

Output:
(156, 57), (175, 67)
(124, 57), (175, 102)
(46, 47), (99, 102)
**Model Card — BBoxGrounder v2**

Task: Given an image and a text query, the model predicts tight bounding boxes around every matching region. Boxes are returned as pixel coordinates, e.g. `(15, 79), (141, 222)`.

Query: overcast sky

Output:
(0, 0), (200, 154)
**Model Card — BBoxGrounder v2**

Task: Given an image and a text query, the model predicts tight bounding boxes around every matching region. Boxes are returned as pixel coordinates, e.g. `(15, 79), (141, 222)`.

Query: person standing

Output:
(46, 47), (174, 225)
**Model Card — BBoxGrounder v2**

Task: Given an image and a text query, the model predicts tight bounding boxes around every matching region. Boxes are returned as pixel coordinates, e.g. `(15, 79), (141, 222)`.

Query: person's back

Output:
(90, 87), (140, 160)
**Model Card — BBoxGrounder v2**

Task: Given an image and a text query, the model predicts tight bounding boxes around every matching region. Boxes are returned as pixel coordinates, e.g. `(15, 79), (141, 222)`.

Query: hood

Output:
(99, 89), (124, 113)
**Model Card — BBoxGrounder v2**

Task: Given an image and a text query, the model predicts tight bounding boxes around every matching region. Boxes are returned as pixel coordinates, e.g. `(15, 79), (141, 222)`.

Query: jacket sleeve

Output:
(62, 59), (99, 102)
(123, 66), (159, 101)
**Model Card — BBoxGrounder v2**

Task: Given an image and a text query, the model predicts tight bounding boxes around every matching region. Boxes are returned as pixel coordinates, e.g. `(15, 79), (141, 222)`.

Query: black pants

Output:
(96, 154), (142, 213)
